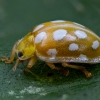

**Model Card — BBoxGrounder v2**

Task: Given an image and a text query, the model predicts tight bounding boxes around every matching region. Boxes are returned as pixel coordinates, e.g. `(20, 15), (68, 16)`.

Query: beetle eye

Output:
(18, 52), (23, 57)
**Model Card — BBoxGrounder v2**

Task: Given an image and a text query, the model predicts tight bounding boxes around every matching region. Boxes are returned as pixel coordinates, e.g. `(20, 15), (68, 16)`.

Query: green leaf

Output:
(0, 0), (100, 100)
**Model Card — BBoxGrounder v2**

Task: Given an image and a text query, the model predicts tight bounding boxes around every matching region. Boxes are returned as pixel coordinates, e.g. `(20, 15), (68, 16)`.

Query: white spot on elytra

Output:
(47, 49), (57, 57)
(51, 20), (65, 23)
(35, 32), (46, 43)
(74, 30), (87, 39)
(74, 22), (85, 27)
(33, 24), (44, 32)
(53, 29), (67, 41)
(79, 54), (88, 61)
(92, 40), (99, 49)
(69, 43), (79, 51)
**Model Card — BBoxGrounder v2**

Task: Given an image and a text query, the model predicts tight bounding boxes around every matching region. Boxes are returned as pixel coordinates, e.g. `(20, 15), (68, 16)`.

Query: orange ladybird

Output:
(2, 20), (100, 78)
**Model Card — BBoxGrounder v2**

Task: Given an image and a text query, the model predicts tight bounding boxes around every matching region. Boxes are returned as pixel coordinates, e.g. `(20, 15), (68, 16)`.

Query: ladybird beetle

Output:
(1, 20), (100, 78)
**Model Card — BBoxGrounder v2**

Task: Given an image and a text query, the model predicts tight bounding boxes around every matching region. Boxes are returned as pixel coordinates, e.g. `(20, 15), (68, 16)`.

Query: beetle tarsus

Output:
(84, 72), (92, 78)
(1, 56), (13, 63)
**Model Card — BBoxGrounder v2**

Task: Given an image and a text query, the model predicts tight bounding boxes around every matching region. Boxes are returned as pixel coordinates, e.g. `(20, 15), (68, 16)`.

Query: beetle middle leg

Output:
(46, 62), (69, 76)
(62, 62), (92, 78)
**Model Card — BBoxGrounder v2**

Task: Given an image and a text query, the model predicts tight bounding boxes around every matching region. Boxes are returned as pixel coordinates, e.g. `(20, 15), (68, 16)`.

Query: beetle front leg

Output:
(1, 42), (17, 63)
(13, 58), (20, 71)
(24, 55), (38, 72)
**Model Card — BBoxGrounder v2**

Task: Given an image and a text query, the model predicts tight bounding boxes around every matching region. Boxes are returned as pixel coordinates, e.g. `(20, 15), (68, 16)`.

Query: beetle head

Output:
(16, 32), (35, 60)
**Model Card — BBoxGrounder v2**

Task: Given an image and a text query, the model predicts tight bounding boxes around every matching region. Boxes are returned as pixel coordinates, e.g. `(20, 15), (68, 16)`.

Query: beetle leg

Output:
(46, 62), (69, 76)
(24, 55), (38, 72)
(1, 42), (17, 63)
(13, 58), (20, 71)
(62, 62), (92, 78)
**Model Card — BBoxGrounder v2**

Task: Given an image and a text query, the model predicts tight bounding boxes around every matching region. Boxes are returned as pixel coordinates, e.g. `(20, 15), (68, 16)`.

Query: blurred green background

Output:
(0, 0), (100, 100)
